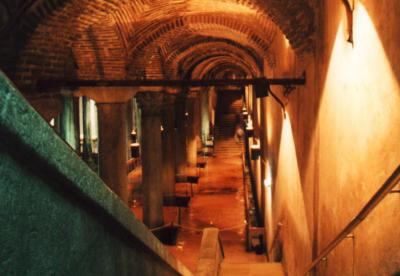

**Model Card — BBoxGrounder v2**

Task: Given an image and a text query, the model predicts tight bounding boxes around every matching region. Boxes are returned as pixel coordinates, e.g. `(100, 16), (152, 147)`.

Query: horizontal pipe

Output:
(37, 77), (306, 91)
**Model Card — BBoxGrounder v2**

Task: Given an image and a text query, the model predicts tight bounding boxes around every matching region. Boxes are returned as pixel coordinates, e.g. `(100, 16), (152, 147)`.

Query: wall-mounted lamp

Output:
(342, 0), (354, 44)
(264, 177), (272, 188)
(246, 118), (254, 137)
(130, 143), (140, 158)
(250, 144), (261, 160)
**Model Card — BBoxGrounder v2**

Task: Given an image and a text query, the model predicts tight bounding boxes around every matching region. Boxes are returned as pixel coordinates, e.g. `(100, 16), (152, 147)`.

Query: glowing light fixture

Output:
(246, 117), (254, 137)
(264, 177), (272, 188)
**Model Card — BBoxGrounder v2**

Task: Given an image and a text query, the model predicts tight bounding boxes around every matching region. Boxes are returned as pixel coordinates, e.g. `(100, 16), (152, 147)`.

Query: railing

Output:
(195, 228), (225, 276)
(0, 71), (192, 276)
(242, 152), (252, 251)
(303, 164), (400, 275)
(243, 123), (263, 227)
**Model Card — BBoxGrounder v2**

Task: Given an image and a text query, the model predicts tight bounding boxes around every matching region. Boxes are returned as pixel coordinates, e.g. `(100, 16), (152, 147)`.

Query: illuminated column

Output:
(186, 89), (199, 167)
(76, 88), (135, 204)
(175, 92), (187, 174)
(162, 93), (176, 196)
(60, 89), (79, 151)
(209, 86), (217, 136)
(81, 96), (92, 161)
(136, 92), (164, 228)
(195, 90), (202, 150)
(201, 89), (210, 144)
(126, 100), (133, 160)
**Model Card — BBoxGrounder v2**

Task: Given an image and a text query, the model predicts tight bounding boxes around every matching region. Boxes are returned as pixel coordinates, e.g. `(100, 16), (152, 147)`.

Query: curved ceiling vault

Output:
(0, 0), (315, 94)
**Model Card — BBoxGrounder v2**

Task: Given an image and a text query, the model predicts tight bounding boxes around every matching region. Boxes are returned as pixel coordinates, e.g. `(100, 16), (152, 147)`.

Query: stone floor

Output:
(128, 141), (266, 273)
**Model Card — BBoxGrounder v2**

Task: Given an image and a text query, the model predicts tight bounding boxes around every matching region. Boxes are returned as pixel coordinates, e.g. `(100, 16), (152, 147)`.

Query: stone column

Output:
(97, 102), (129, 203)
(195, 90), (202, 150)
(186, 89), (198, 167)
(201, 89), (210, 145)
(175, 93), (187, 174)
(81, 96), (92, 162)
(75, 88), (135, 204)
(60, 89), (79, 151)
(162, 93), (177, 196)
(136, 92), (164, 228)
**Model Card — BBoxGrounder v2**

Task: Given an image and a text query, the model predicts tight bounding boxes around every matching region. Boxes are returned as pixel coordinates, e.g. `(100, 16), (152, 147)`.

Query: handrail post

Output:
(303, 165), (400, 275)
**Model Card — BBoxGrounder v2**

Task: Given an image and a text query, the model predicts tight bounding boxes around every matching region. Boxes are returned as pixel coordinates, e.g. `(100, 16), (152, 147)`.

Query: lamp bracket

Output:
(342, 0), (354, 44)
(283, 85), (296, 98)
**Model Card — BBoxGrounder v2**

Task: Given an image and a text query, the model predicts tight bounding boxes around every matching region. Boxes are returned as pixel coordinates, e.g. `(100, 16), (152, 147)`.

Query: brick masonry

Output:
(0, 0), (315, 94)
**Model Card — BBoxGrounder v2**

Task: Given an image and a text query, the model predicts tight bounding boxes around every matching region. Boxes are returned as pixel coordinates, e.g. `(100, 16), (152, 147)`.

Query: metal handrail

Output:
(268, 222), (283, 258)
(242, 152), (251, 250)
(303, 164), (400, 275)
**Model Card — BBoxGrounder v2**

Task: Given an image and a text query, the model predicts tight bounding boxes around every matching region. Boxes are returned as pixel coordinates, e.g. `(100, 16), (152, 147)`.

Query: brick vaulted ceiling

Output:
(0, 0), (315, 94)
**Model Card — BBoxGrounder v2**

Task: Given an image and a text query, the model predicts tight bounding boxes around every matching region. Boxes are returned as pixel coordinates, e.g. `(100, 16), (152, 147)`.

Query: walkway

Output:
(167, 141), (266, 272)
(128, 136), (266, 273)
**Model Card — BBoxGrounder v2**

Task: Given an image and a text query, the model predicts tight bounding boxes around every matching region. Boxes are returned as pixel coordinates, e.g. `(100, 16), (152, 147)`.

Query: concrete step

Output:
(219, 262), (284, 276)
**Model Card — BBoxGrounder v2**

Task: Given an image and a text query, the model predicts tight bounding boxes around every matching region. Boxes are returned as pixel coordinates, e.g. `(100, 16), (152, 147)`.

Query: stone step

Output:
(219, 262), (285, 276)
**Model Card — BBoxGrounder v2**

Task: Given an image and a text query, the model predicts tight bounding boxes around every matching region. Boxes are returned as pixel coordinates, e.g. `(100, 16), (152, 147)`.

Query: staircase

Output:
(210, 93), (285, 276)
(219, 262), (285, 276)
(214, 114), (242, 158)
(214, 92), (243, 159)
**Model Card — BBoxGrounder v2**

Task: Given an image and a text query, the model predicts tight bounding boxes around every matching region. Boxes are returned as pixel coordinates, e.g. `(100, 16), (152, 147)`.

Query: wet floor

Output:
(128, 137), (266, 273)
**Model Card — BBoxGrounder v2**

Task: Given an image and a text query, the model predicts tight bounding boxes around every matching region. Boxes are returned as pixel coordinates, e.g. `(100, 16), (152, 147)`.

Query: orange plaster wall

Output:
(260, 1), (400, 275)
(316, 1), (400, 275)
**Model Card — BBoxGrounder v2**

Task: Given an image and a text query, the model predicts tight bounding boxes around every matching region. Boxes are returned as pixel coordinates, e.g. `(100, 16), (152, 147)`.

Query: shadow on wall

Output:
(362, 1), (400, 86)
(273, 114), (312, 275)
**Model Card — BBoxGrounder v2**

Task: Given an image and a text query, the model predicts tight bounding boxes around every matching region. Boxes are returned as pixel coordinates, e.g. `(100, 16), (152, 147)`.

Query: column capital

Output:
(136, 92), (164, 116)
(60, 87), (75, 97)
(162, 93), (177, 111)
(175, 92), (187, 102)
(187, 87), (201, 99)
(165, 87), (181, 94)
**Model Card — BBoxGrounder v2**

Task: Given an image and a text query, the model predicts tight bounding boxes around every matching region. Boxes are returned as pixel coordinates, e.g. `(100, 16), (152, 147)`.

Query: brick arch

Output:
(176, 48), (261, 79)
(163, 38), (262, 79)
(191, 56), (258, 79)
(126, 13), (277, 76)
(72, 19), (128, 80)
(253, 0), (316, 52)
(128, 13), (277, 55)
(13, 0), (314, 53)
(208, 66), (248, 80)
(186, 54), (255, 79)
(2, 0), (315, 92)
(127, 24), (274, 78)
(13, 15), (127, 93)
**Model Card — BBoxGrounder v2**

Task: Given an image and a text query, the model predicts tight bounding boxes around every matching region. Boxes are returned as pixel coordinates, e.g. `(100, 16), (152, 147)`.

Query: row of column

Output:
(74, 88), (210, 229)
